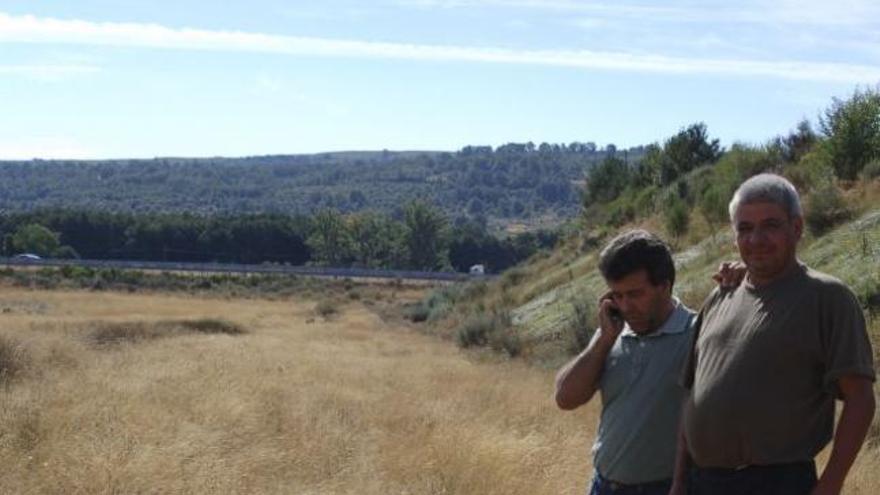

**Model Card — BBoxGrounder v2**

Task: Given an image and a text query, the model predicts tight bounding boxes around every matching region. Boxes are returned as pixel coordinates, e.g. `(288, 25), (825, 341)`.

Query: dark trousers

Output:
(589, 471), (672, 495)
(689, 461), (817, 495)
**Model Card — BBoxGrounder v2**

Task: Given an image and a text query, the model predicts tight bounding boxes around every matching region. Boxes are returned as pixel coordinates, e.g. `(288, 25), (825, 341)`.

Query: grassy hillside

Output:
(422, 179), (880, 361)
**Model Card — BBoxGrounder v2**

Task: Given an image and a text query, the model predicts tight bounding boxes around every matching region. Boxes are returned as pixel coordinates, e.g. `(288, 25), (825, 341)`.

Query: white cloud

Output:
(1, 12), (878, 83)
(0, 63), (99, 82)
(395, 0), (880, 27)
(0, 136), (96, 160)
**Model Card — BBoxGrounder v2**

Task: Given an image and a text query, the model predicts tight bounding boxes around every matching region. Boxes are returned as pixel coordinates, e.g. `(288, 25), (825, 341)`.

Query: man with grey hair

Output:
(671, 173), (875, 495)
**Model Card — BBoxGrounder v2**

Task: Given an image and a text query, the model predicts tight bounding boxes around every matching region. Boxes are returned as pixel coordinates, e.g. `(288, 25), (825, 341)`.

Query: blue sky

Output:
(1, 0), (879, 159)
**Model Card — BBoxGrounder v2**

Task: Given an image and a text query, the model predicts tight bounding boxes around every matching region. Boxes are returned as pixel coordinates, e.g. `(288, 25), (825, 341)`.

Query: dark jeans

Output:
(589, 471), (672, 495)
(689, 461), (817, 495)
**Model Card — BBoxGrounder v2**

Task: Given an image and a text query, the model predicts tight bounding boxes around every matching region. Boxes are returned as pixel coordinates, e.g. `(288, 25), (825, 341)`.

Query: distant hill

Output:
(0, 143), (644, 232)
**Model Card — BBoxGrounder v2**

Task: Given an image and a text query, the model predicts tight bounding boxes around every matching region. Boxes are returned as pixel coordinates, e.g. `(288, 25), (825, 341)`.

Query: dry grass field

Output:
(1, 286), (878, 494)
(0, 287), (595, 494)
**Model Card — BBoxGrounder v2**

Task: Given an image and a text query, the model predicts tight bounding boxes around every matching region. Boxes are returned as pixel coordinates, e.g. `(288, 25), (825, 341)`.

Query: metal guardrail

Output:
(0, 257), (492, 283)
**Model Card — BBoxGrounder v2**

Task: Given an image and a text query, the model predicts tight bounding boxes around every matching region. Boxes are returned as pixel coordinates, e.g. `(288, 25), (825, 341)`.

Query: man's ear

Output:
(792, 215), (804, 240)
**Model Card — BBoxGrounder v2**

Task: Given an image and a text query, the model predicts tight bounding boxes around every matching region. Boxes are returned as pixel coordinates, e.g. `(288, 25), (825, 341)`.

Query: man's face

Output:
(606, 269), (672, 334)
(732, 201), (802, 283)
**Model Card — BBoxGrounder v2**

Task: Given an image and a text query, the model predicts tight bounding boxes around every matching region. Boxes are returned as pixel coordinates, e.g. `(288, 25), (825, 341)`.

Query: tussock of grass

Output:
(0, 335), (30, 383)
(315, 299), (340, 318)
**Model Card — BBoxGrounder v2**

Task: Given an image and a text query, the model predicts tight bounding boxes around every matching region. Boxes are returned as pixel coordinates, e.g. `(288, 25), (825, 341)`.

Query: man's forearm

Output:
(815, 385), (876, 493)
(554, 331), (615, 410)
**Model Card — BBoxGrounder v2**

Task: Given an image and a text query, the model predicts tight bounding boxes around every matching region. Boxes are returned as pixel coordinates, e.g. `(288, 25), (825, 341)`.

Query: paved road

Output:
(0, 257), (490, 283)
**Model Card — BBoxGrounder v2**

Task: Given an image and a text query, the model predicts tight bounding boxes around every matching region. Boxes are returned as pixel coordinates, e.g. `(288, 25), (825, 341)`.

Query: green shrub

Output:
(633, 185), (659, 217)
(475, 310), (519, 356)
(566, 296), (595, 354)
(786, 147), (835, 191)
(500, 267), (527, 290)
(456, 314), (494, 348)
(456, 310), (513, 350)
(488, 327), (522, 357)
(405, 302), (430, 323)
(60, 265), (94, 279)
(664, 196), (690, 238)
(862, 159), (880, 180)
(805, 181), (852, 236)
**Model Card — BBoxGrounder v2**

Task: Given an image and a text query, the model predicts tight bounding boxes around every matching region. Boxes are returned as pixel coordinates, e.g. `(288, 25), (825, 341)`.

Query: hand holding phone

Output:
(599, 292), (625, 338)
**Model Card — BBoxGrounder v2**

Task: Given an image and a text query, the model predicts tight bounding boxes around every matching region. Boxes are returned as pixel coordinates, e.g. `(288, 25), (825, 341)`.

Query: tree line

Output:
(0, 142), (642, 228)
(0, 203), (558, 273)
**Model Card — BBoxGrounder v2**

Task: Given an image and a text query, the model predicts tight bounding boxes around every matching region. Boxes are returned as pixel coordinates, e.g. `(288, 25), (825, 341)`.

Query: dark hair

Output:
(598, 229), (675, 288)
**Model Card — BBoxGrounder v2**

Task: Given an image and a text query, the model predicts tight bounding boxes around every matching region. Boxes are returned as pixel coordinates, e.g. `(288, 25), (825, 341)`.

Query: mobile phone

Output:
(608, 305), (623, 325)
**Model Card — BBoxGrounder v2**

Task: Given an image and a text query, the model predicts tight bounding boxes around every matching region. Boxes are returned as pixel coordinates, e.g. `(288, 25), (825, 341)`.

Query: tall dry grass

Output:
(0, 288), (594, 494)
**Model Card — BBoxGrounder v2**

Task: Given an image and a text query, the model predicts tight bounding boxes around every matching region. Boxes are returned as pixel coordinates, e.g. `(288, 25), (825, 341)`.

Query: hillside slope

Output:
(426, 182), (880, 370)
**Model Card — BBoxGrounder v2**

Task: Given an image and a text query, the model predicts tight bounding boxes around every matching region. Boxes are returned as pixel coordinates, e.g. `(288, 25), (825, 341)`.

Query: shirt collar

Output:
(620, 297), (689, 339)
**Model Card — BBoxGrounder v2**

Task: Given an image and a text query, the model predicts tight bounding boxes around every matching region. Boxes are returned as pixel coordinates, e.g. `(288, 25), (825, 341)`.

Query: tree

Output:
(661, 123), (722, 184)
(306, 209), (353, 266)
(347, 211), (405, 268)
(584, 156), (631, 205)
(11, 223), (62, 257)
(779, 119), (818, 164)
(403, 200), (450, 270)
(819, 87), (880, 180)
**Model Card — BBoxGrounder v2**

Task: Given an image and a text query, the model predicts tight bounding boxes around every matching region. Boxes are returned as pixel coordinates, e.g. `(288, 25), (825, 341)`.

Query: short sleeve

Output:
(680, 306), (704, 390)
(679, 287), (722, 390)
(819, 283), (876, 394)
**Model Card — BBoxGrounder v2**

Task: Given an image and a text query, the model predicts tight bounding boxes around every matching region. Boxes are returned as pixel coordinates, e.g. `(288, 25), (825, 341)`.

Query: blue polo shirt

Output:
(591, 299), (695, 484)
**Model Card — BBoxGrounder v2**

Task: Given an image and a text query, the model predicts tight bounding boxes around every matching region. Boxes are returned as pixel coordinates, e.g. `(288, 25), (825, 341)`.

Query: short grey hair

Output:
(728, 173), (803, 222)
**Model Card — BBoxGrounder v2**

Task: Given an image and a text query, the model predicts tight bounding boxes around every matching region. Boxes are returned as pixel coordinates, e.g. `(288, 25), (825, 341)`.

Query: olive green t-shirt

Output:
(682, 263), (875, 468)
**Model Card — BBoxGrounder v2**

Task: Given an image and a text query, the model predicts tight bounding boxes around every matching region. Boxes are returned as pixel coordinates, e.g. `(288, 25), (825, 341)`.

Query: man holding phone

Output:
(555, 229), (696, 495)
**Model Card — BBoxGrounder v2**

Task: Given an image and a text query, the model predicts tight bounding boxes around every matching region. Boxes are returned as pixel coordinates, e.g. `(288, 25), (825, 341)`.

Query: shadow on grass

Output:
(88, 319), (246, 347)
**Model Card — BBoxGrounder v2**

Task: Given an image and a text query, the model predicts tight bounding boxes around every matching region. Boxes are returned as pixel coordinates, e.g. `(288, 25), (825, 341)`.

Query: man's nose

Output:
(744, 227), (770, 243)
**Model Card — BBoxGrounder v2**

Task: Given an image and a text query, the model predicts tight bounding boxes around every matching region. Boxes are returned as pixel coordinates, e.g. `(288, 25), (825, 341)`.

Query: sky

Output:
(1, 0), (879, 159)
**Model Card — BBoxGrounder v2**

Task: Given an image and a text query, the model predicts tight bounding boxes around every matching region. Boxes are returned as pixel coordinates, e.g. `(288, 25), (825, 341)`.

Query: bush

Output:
(500, 267), (528, 290)
(488, 327), (522, 357)
(664, 196), (690, 238)
(456, 314), (494, 348)
(565, 296), (594, 354)
(786, 146), (835, 192)
(482, 311), (520, 357)
(805, 181), (852, 236)
(862, 159), (880, 180)
(405, 302), (430, 323)
(407, 284), (463, 323)
(315, 299), (339, 318)
(456, 310), (513, 351)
